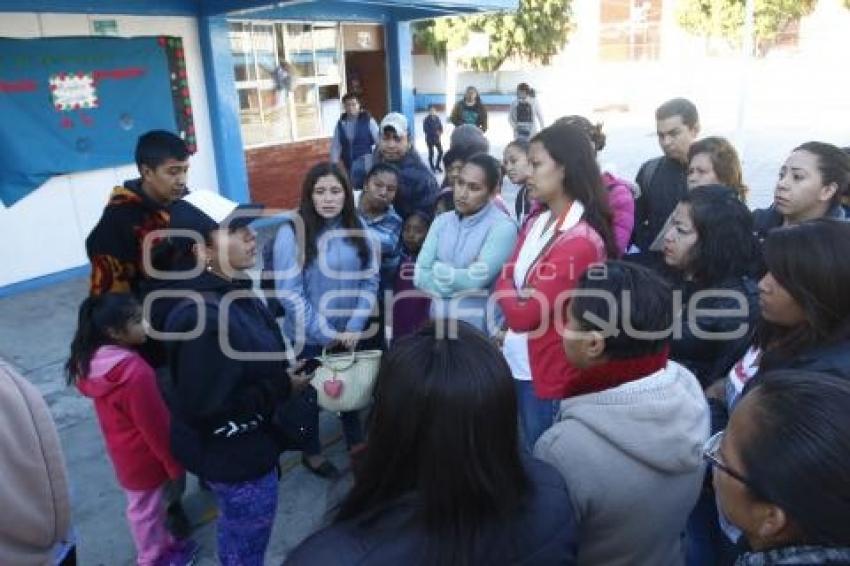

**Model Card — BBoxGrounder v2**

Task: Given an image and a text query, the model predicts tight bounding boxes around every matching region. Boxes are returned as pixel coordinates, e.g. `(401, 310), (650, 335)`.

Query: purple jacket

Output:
(391, 254), (431, 339)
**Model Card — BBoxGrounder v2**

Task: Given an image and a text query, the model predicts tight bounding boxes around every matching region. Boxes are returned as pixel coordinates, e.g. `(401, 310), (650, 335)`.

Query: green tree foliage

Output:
(676, 0), (817, 53)
(413, 0), (573, 72)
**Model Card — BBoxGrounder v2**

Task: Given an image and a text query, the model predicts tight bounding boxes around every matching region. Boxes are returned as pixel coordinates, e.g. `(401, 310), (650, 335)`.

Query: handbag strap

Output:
(321, 345), (357, 372)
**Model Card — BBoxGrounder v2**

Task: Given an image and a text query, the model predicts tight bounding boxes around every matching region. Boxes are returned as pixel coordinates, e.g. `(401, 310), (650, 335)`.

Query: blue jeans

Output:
(300, 344), (365, 456)
(514, 379), (559, 453)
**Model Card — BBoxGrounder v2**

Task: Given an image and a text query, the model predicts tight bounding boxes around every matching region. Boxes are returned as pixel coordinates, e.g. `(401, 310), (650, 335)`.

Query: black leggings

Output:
(427, 140), (444, 171)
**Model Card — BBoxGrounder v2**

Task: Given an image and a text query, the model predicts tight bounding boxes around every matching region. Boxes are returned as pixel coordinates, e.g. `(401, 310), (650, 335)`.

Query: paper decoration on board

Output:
(50, 72), (99, 111)
(0, 36), (196, 207)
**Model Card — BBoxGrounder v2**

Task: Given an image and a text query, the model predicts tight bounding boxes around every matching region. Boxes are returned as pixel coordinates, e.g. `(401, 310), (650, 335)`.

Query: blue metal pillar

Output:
(385, 19), (415, 142)
(198, 15), (250, 203)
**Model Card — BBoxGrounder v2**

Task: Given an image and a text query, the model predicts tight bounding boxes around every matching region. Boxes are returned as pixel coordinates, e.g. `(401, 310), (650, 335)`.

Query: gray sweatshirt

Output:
(534, 361), (709, 566)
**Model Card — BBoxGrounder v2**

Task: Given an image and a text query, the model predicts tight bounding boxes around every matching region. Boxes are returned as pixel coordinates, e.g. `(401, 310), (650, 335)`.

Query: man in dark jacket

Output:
(351, 112), (439, 219)
(86, 130), (190, 297)
(630, 98), (700, 256)
(330, 93), (378, 174)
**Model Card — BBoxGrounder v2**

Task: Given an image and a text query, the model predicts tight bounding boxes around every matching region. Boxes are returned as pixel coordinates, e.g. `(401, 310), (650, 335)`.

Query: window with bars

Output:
(599, 0), (662, 61)
(229, 20), (344, 148)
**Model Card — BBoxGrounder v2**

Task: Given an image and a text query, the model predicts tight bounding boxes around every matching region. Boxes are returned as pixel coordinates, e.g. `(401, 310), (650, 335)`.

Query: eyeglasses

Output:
(702, 431), (756, 490)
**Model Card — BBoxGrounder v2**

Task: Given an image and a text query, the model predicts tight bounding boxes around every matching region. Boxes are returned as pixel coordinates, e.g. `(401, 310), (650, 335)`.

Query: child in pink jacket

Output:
(67, 293), (197, 566)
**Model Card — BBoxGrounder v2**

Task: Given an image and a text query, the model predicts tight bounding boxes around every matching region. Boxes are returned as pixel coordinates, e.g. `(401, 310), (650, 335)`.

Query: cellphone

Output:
(294, 358), (322, 376)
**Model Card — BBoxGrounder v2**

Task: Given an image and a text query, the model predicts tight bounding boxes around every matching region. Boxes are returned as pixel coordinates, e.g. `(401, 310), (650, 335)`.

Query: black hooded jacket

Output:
(147, 271), (290, 483)
(670, 276), (760, 388)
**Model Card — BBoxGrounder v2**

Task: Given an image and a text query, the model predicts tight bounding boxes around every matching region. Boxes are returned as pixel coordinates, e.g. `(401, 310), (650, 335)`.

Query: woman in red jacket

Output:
(555, 115), (636, 257)
(496, 122), (618, 451)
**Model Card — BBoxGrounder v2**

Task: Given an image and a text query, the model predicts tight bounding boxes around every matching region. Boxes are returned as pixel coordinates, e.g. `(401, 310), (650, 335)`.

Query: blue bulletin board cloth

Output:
(0, 36), (195, 207)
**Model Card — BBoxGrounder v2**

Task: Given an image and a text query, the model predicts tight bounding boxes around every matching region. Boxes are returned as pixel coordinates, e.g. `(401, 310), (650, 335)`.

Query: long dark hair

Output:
(679, 185), (758, 287)
(299, 162), (370, 268)
(793, 141), (850, 209)
(554, 115), (606, 152)
(532, 123), (618, 259)
(65, 294), (140, 385)
(336, 321), (529, 564)
(757, 219), (850, 370)
(464, 153), (502, 193)
(740, 370), (850, 546)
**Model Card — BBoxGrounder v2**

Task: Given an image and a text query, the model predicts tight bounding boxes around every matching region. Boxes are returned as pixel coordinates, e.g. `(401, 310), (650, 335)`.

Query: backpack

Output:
(631, 157), (663, 250)
(515, 100), (533, 124)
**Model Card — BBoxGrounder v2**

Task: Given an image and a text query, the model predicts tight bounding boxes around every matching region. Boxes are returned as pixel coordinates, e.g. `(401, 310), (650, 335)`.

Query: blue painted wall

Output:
(198, 15), (250, 203)
(230, 2), (390, 22)
(415, 92), (515, 111)
(0, 0), (198, 15)
(386, 20), (415, 141)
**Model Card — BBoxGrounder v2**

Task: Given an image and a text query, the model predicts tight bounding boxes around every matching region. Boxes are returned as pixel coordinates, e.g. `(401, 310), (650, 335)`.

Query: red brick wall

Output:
(245, 138), (332, 209)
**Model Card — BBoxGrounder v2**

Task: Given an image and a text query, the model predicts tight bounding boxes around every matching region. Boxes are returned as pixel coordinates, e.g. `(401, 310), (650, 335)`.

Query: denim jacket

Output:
(273, 217), (379, 348)
(359, 205), (402, 291)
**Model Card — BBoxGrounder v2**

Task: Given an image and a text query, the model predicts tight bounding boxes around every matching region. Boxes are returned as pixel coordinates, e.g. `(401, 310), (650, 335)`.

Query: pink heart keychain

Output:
(323, 378), (343, 399)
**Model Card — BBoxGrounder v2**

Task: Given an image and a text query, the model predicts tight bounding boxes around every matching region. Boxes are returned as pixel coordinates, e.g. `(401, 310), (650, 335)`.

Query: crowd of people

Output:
(4, 85), (850, 566)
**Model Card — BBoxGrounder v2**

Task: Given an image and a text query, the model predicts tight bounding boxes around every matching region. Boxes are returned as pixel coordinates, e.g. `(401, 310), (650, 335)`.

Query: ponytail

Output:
(65, 294), (139, 384)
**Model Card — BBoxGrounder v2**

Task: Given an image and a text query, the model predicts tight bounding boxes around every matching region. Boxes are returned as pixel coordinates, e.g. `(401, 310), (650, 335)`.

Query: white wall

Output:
(0, 12), (218, 288)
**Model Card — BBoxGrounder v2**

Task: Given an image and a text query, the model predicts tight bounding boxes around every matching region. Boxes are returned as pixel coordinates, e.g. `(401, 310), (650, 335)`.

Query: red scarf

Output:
(567, 347), (670, 398)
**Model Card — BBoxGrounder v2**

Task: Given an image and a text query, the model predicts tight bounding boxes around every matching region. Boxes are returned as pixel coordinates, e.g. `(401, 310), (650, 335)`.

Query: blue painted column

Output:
(385, 19), (415, 143)
(198, 15), (250, 203)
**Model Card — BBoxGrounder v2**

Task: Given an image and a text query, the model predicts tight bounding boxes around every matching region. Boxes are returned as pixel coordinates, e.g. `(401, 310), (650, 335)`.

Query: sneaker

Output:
(165, 501), (191, 540)
(157, 539), (199, 566)
(301, 455), (340, 479)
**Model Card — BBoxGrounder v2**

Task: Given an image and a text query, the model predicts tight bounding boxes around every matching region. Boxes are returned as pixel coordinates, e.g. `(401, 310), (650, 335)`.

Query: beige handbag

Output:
(310, 347), (382, 412)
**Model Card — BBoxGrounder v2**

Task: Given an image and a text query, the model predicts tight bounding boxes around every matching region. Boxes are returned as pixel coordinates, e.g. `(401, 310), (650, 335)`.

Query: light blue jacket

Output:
(414, 202), (517, 331)
(273, 217), (380, 348)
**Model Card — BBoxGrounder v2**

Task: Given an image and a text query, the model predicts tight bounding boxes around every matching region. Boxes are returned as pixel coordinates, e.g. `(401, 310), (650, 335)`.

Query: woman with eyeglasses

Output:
(704, 370), (850, 565)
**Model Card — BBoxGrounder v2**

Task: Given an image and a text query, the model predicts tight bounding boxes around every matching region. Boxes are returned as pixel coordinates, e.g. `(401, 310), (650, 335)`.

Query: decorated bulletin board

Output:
(0, 36), (195, 207)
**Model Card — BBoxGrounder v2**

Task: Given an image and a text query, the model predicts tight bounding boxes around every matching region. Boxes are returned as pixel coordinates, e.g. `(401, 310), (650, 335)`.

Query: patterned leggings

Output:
(207, 470), (278, 566)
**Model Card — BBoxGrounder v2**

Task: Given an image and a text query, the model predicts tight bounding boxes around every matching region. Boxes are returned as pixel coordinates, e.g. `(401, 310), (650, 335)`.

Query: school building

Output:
(0, 0), (515, 295)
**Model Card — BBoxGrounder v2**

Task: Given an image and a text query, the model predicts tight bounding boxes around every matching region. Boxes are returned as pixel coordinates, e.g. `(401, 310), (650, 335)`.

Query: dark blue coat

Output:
(351, 149), (439, 220)
(671, 276), (760, 388)
(423, 114), (443, 144)
(337, 112), (375, 173)
(751, 204), (848, 277)
(284, 458), (578, 565)
(752, 338), (850, 385)
(148, 272), (290, 483)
